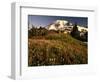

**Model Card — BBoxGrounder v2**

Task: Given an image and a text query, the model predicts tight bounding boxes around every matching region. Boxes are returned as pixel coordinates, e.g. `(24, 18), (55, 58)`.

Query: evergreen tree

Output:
(71, 23), (78, 37)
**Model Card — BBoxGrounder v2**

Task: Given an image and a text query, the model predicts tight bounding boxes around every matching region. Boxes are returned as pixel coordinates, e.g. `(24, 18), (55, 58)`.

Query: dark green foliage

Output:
(71, 23), (88, 42)
(71, 23), (79, 37)
(28, 26), (48, 38)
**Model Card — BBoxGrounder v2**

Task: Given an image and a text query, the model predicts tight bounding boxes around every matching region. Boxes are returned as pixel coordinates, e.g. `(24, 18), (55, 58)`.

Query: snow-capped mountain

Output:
(46, 20), (88, 32)
(77, 25), (88, 32)
(46, 20), (72, 30)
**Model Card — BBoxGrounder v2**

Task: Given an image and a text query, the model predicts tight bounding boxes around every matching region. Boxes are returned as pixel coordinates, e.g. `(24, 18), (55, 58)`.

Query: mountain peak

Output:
(46, 20), (87, 32)
(46, 20), (73, 31)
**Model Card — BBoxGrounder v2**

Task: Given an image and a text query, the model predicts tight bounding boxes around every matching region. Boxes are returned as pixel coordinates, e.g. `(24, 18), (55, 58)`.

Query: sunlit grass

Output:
(28, 33), (87, 66)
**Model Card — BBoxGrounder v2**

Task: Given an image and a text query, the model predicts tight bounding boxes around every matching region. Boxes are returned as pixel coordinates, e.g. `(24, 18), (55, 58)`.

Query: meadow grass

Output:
(28, 33), (87, 66)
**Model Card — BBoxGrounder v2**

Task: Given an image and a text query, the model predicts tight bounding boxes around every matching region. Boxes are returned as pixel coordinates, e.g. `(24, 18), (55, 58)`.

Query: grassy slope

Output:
(28, 33), (87, 66)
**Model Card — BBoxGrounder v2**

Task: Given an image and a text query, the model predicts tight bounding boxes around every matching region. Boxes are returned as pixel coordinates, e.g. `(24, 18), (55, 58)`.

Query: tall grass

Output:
(28, 33), (87, 66)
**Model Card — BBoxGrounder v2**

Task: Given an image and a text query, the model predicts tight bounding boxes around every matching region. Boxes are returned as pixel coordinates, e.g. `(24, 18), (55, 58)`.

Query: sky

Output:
(28, 15), (88, 28)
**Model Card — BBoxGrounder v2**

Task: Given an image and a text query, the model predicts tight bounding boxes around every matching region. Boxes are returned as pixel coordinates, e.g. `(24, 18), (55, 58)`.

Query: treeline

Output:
(28, 26), (60, 38)
(28, 26), (48, 38)
(28, 24), (88, 42)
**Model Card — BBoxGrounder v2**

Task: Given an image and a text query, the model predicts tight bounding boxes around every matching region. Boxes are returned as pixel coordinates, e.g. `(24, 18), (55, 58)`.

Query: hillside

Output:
(28, 32), (87, 66)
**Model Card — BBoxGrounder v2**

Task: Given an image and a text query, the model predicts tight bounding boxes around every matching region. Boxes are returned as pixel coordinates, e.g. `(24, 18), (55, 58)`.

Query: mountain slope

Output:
(28, 33), (87, 66)
(46, 20), (88, 32)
